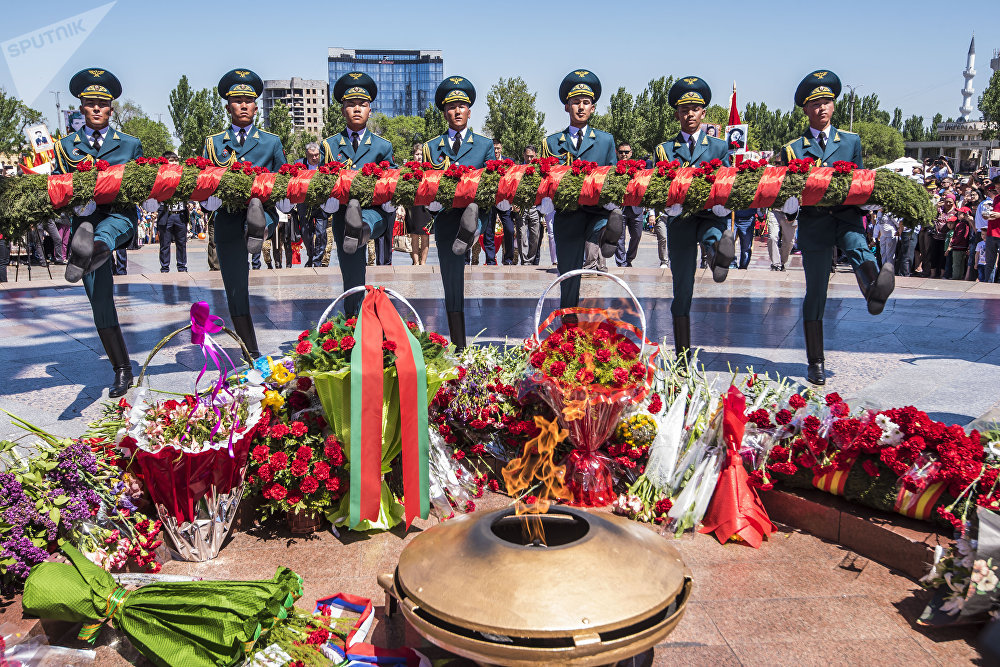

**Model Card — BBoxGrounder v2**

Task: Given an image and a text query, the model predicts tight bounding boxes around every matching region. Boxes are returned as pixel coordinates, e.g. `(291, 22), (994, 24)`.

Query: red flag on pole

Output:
(728, 82), (741, 126)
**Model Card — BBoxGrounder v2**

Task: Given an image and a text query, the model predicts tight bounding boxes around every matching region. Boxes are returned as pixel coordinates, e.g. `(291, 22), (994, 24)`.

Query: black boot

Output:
(803, 320), (825, 386)
(600, 207), (624, 258)
(342, 199), (370, 255)
(97, 326), (132, 398)
(673, 316), (691, 369)
(854, 260), (895, 315)
(245, 199), (267, 255)
(231, 314), (261, 360)
(452, 203), (480, 255)
(447, 311), (467, 350)
(709, 229), (736, 283)
(66, 223), (112, 283)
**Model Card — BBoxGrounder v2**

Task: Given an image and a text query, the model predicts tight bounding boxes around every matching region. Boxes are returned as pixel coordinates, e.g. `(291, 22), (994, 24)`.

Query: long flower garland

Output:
(0, 156), (935, 239)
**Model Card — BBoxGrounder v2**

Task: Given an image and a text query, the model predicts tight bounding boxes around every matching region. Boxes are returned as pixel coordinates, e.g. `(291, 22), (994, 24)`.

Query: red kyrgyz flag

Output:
(728, 82), (741, 126)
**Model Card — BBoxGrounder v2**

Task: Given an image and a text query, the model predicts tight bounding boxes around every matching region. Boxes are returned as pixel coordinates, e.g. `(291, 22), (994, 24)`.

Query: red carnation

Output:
(560, 342), (576, 355)
(788, 394), (807, 409)
(322, 338), (338, 352)
(340, 335), (355, 351)
(825, 392), (843, 405)
(488, 479), (500, 492)
(325, 477), (341, 493)
(312, 461), (331, 481)
(257, 463), (274, 483)
(251, 444), (270, 463)
(266, 482), (287, 501)
(290, 421), (308, 437)
(575, 368), (595, 385)
(298, 330), (310, 341)
(285, 492), (302, 506)
(630, 362), (646, 379)
(382, 340), (397, 353)
(288, 391), (309, 411)
(296, 377), (313, 391)
(464, 500), (476, 513)
(549, 361), (567, 377)
(530, 351), (547, 368)
(617, 339), (640, 360)
(295, 340), (313, 355)
(346, 317), (357, 327)
(269, 451), (289, 470)
(319, 322), (333, 334)
(830, 402), (849, 417)
(596, 348), (612, 363)
(299, 476), (319, 494)
(613, 367), (629, 386)
(295, 445), (313, 462)
(290, 459), (309, 477)
(269, 423), (290, 438)
(654, 498), (673, 514)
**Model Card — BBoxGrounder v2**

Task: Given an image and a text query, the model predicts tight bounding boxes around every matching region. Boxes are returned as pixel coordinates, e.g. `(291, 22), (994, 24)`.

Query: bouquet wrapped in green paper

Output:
(22, 545), (302, 667)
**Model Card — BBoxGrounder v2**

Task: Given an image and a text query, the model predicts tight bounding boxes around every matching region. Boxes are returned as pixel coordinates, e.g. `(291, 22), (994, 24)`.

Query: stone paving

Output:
(2, 232), (999, 664)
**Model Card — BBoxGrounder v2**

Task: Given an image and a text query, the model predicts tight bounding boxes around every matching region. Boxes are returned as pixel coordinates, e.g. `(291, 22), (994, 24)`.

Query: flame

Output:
(561, 397), (588, 422)
(501, 416), (571, 545)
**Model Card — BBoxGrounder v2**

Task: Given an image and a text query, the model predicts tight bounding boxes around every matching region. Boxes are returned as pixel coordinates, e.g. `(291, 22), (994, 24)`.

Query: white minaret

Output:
(959, 34), (976, 122)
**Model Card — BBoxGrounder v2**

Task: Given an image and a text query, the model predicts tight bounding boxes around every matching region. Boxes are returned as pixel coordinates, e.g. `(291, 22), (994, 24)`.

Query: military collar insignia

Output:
(339, 137), (346, 146)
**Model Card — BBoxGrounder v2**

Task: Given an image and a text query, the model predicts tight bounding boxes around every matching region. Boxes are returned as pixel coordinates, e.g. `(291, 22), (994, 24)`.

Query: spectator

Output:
(292, 143), (328, 267)
(264, 209), (293, 269)
(947, 205), (974, 280)
(491, 142), (517, 265)
(909, 165), (924, 182)
(614, 142), (644, 267)
(931, 156), (952, 181)
(766, 207), (797, 271)
(974, 231), (988, 281)
(897, 217), (919, 277)
(515, 145), (543, 266)
(652, 210), (668, 268)
(733, 209), (761, 269)
(983, 188), (1000, 283)
(928, 196), (956, 278)
(0, 232), (7, 282)
(405, 143), (432, 266)
(32, 217), (62, 265)
(874, 209), (899, 271)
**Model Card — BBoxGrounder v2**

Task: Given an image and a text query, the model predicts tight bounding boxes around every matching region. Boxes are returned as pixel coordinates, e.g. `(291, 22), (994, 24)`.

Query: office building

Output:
(327, 48), (443, 117)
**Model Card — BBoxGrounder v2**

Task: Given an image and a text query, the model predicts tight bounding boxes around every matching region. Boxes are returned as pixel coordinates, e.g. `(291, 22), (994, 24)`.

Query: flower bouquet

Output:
(523, 271), (657, 506)
(289, 286), (455, 531)
(115, 302), (266, 560)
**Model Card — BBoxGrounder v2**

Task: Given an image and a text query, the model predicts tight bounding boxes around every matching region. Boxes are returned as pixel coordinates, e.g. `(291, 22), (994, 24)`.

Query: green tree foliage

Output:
(590, 87), (637, 150)
(832, 93), (890, 129)
(321, 99), (343, 138)
(927, 113), (943, 141)
(979, 69), (1000, 141)
(422, 104), (447, 141)
(110, 99), (145, 131)
(288, 131), (318, 162)
(483, 77), (545, 159)
(853, 121), (904, 167)
(633, 76), (677, 156)
(371, 113), (426, 162)
(168, 75), (193, 143)
(121, 117), (174, 157)
(902, 115), (926, 142)
(891, 107), (903, 131)
(178, 88), (227, 158)
(266, 100), (293, 151)
(0, 89), (43, 154)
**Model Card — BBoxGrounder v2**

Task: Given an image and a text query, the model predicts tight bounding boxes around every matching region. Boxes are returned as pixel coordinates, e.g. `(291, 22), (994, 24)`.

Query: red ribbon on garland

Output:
(286, 169), (317, 204)
(578, 165), (613, 206)
(414, 170), (444, 206)
(250, 173), (277, 201)
(190, 166), (228, 201)
(703, 167), (738, 209)
(665, 167), (697, 206)
(48, 173), (74, 209)
(495, 164), (529, 205)
(452, 168), (483, 208)
(535, 165), (571, 205)
(749, 166), (787, 208)
(331, 169), (358, 204)
(93, 164), (126, 205)
(842, 169), (877, 206)
(800, 167), (835, 207)
(623, 169), (654, 207)
(372, 169), (400, 206)
(149, 163), (184, 202)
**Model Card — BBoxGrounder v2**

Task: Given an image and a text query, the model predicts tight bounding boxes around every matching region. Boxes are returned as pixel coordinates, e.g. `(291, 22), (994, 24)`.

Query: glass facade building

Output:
(327, 48), (443, 118)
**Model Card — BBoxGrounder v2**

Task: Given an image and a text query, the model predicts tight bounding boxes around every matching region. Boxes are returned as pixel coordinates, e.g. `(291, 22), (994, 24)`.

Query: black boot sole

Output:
(452, 204), (480, 255)
(342, 199), (367, 255)
(245, 199), (267, 255)
(712, 229), (736, 283)
(66, 222), (94, 283)
(600, 208), (624, 258)
(866, 263), (895, 315)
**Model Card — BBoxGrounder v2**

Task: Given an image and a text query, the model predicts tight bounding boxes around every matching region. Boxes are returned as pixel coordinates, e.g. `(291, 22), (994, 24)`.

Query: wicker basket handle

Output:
(136, 324), (253, 390)
(316, 286), (425, 332)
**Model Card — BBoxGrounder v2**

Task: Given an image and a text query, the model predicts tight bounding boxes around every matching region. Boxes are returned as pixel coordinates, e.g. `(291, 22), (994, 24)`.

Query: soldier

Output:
(541, 70), (623, 309)
(422, 76), (494, 349)
(201, 68), (286, 358)
(781, 69), (894, 385)
(53, 68), (143, 397)
(319, 72), (395, 314)
(654, 76), (737, 364)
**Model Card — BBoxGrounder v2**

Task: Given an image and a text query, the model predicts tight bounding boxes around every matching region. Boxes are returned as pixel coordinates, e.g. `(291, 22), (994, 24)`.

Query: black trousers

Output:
(158, 221), (188, 272)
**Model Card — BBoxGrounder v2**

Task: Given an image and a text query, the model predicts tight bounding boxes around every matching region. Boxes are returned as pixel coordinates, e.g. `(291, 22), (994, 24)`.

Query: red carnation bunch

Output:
(443, 163), (475, 179)
(832, 161), (857, 174)
(570, 160), (598, 176)
(786, 158), (814, 174)
(184, 156), (213, 169)
(317, 161), (343, 175)
(529, 320), (650, 391)
(484, 158), (515, 174)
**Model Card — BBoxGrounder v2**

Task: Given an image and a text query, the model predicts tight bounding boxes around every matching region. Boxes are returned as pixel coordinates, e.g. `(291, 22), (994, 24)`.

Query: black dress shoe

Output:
(452, 203), (480, 255)
(600, 207), (624, 258)
(342, 199), (369, 255)
(97, 326), (133, 398)
(803, 320), (825, 386)
(854, 260), (895, 315)
(245, 199), (267, 255)
(710, 229), (736, 283)
(806, 360), (826, 386)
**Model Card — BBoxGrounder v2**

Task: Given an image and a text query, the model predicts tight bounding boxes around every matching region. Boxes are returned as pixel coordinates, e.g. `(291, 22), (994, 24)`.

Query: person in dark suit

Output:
(293, 142), (328, 267)
(423, 76), (494, 347)
(487, 141), (517, 265)
(52, 68), (143, 397)
(614, 142), (644, 267)
(156, 152), (188, 272)
(541, 70), (623, 308)
(780, 69), (895, 385)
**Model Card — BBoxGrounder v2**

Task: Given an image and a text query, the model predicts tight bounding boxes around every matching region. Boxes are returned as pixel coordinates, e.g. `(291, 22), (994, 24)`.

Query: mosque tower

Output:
(959, 34), (975, 122)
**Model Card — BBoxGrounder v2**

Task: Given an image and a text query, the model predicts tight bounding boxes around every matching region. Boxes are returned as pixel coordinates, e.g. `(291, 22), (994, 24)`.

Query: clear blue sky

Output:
(2, 0), (998, 138)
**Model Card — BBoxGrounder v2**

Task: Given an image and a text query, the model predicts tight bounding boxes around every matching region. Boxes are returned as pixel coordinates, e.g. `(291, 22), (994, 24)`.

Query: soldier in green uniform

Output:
(201, 68), (286, 358)
(422, 76), (494, 348)
(53, 68), (143, 397)
(653, 76), (736, 364)
(541, 70), (623, 309)
(780, 69), (895, 385)
(319, 72), (395, 315)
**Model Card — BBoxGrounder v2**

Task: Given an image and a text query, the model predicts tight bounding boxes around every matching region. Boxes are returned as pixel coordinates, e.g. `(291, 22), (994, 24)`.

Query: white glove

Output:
(427, 201), (443, 213)
(603, 202), (617, 211)
(321, 197), (340, 214)
(860, 204), (880, 211)
(381, 202), (397, 214)
(711, 205), (732, 217)
(141, 198), (159, 213)
(73, 200), (96, 217)
(536, 197), (554, 216)
(275, 198), (293, 214)
(782, 196), (799, 215)
(495, 199), (512, 212)
(665, 203), (683, 217)
(202, 195), (223, 212)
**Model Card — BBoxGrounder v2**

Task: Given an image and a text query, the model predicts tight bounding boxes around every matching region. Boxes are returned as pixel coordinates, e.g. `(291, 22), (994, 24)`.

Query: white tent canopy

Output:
(875, 156), (921, 173)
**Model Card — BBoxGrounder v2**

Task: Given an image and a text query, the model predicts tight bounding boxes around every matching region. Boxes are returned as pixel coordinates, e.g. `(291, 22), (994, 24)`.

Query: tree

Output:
(321, 99), (343, 138)
(979, 69), (1000, 140)
(110, 99), (145, 131)
(590, 87), (636, 150)
(121, 117), (173, 157)
(926, 113), (943, 141)
(422, 104), (447, 141)
(178, 88), (226, 158)
(266, 100), (293, 151)
(287, 131), (318, 162)
(482, 77), (545, 159)
(168, 75), (193, 143)
(902, 115), (926, 142)
(0, 89), (42, 154)
(833, 93), (889, 129)
(370, 113), (425, 162)
(632, 76), (676, 156)
(853, 121), (904, 167)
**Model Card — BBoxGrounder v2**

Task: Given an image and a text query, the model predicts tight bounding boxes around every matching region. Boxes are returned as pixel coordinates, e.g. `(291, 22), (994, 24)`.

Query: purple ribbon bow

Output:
(184, 301), (240, 455)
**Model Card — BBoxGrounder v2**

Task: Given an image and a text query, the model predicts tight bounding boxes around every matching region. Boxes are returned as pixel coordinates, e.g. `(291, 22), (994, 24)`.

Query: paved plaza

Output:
(1, 232), (998, 665)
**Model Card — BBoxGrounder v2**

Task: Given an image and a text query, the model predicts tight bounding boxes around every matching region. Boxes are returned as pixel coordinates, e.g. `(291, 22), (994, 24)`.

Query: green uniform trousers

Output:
(71, 208), (136, 329)
(331, 207), (387, 314)
(433, 207), (486, 313)
(667, 214), (726, 318)
(797, 208), (874, 321)
(214, 209), (274, 319)
(553, 208), (608, 308)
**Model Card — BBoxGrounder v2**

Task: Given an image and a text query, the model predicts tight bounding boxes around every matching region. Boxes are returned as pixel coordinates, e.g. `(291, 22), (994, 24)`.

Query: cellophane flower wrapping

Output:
(116, 385), (265, 560)
(524, 315), (655, 507)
